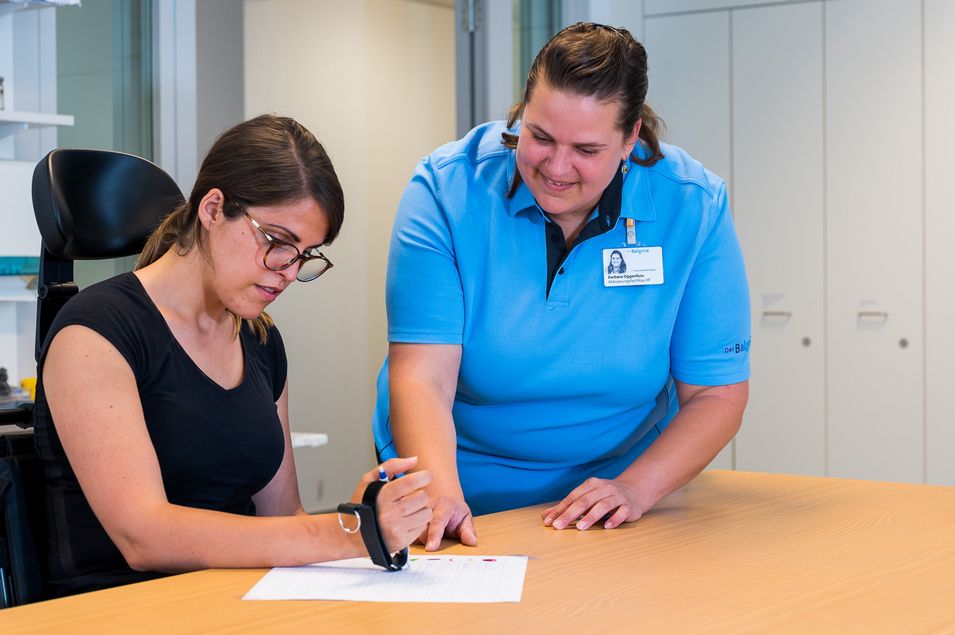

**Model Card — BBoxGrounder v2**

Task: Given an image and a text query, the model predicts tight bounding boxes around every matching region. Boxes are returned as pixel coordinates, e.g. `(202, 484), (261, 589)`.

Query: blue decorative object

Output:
(0, 257), (40, 276)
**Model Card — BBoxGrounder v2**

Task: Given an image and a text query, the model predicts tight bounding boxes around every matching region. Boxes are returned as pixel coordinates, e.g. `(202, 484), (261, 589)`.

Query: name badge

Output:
(603, 247), (664, 287)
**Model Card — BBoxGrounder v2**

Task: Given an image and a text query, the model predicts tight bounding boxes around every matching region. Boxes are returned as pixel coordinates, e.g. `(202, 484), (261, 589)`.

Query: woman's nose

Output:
(279, 259), (301, 282)
(547, 146), (573, 176)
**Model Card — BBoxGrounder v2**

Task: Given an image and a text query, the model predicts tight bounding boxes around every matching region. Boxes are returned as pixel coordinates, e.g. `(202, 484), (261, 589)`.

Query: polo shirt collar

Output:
(505, 151), (538, 217)
(620, 155), (657, 222)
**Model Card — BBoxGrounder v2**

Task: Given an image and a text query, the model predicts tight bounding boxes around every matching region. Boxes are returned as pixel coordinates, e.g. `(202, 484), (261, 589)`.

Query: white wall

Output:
(244, 0), (456, 511)
(196, 0), (244, 161)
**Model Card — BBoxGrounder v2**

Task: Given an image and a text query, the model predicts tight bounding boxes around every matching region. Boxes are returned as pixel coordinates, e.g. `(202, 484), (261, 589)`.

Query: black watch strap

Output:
(337, 480), (408, 571)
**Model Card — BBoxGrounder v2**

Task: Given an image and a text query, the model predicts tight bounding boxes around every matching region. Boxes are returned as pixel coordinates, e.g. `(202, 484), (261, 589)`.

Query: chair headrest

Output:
(31, 149), (185, 260)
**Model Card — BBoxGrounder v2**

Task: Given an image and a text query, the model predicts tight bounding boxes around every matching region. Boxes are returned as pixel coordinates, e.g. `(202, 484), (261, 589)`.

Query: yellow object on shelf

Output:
(21, 376), (36, 401)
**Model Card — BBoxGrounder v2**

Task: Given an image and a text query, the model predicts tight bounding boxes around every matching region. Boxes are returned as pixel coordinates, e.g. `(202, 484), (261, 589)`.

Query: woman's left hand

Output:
(541, 477), (645, 530)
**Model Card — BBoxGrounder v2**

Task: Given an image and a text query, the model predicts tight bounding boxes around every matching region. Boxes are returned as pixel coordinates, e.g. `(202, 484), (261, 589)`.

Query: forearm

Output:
(114, 504), (363, 573)
(391, 378), (462, 498)
(389, 343), (463, 498)
(617, 382), (748, 513)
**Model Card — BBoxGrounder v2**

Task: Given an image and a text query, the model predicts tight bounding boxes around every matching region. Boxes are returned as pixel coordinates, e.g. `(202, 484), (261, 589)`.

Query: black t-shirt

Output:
(32, 272), (288, 597)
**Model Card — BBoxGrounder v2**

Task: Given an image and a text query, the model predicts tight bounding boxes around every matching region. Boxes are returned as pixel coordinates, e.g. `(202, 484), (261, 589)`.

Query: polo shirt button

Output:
(558, 268), (565, 275)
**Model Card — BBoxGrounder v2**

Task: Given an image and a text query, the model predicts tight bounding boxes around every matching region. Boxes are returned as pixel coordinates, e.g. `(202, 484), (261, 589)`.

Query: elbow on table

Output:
(121, 540), (201, 574)
(108, 510), (190, 573)
(112, 529), (174, 573)
(113, 537), (159, 573)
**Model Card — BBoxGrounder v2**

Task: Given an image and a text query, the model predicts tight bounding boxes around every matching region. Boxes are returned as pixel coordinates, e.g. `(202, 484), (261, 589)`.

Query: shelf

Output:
(0, 293), (35, 303)
(0, 110), (74, 139)
(0, 0), (80, 17)
(0, 275), (36, 303)
(290, 432), (328, 449)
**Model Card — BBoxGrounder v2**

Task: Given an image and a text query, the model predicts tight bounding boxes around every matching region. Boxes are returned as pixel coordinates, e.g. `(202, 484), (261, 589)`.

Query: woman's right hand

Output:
(354, 457), (433, 554)
(420, 494), (477, 551)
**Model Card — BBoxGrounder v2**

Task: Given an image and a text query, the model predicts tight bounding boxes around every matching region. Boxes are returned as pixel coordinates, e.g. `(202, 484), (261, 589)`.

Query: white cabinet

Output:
(645, 10), (734, 469)
(732, 2), (826, 475)
(644, 0), (945, 483)
(0, 160), (39, 385)
(824, 0), (923, 482)
(0, 0), (73, 160)
(924, 0), (955, 485)
(0, 0), (70, 388)
(644, 11), (731, 182)
(0, 160), (41, 256)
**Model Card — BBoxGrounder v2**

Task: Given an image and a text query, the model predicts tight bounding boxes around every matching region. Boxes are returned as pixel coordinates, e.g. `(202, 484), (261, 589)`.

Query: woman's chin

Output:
(229, 302), (267, 321)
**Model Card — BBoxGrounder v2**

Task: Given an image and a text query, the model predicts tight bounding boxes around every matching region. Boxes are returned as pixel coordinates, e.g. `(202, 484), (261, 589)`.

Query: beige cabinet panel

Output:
(645, 10), (734, 469)
(825, 0), (923, 482)
(925, 0), (955, 485)
(732, 2), (826, 475)
(644, 11), (731, 183)
(644, 0), (792, 16)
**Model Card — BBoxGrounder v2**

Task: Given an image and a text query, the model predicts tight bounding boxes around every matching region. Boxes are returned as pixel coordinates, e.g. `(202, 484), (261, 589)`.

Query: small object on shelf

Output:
(0, 367), (11, 397)
(0, 76), (4, 110)
(20, 377), (36, 401)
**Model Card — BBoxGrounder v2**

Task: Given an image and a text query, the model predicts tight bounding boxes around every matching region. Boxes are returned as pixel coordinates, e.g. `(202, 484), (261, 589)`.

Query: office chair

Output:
(0, 149), (184, 608)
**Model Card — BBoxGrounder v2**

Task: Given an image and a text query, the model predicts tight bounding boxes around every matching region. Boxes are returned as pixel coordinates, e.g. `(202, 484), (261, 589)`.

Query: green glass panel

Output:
(55, 0), (153, 286)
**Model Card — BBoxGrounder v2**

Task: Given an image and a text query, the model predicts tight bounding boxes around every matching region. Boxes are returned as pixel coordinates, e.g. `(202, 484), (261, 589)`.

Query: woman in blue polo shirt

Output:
(374, 22), (750, 550)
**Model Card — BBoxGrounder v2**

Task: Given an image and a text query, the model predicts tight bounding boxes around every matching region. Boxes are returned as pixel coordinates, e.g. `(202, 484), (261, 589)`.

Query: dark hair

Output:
(138, 114), (345, 342)
(502, 22), (664, 168)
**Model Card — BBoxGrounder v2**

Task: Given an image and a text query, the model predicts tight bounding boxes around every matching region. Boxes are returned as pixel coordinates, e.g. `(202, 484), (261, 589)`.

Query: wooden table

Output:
(3, 470), (955, 633)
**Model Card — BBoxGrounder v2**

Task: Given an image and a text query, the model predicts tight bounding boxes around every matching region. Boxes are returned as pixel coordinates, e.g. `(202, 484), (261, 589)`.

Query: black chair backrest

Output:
(31, 149), (185, 360)
(0, 150), (184, 608)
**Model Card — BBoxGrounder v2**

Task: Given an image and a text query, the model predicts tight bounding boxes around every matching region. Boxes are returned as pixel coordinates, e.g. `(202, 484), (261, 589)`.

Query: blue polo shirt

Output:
(374, 121), (750, 515)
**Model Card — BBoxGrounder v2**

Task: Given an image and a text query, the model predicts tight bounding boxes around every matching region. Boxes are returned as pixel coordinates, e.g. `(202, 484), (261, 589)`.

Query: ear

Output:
(197, 188), (226, 231)
(623, 118), (642, 160)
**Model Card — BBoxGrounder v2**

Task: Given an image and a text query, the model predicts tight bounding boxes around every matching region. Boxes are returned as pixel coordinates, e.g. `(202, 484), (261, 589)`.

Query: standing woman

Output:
(374, 23), (750, 549)
(34, 115), (431, 597)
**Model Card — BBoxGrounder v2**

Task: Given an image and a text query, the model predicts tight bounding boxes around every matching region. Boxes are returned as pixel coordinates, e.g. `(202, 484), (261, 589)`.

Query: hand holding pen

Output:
(351, 457), (433, 554)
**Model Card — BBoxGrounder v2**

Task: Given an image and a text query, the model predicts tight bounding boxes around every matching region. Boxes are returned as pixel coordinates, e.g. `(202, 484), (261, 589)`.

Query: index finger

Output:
(380, 470), (432, 500)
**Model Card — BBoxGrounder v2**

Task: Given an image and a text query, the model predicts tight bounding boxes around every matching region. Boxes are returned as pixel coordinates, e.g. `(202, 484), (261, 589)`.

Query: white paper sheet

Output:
(243, 555), (528, 603)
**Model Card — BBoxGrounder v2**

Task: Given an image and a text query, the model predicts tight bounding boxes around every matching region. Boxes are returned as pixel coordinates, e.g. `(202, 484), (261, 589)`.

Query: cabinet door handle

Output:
(857, 310), (889, 324)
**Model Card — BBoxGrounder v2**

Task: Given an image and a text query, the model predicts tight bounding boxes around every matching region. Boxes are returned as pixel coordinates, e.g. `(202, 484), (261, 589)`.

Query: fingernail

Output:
(553, 520), (564, 530)
(543, 516), (552, 525)
(576, 521), (588, 530)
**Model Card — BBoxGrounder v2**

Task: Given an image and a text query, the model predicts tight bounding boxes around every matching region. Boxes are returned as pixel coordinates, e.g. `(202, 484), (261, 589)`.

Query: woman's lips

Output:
(256, 284), (282, 301)
(540, 173), (576, 192)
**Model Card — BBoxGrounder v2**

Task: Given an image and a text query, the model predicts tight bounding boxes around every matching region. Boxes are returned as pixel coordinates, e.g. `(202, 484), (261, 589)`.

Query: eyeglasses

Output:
(233, 201), (334, 282)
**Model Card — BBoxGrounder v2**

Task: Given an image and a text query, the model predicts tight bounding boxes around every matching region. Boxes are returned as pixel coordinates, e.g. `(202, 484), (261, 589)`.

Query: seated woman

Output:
(33, 114), (431, 597)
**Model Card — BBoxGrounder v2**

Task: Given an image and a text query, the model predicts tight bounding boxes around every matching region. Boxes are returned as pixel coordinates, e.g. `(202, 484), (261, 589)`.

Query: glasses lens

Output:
(297, 256), (331, 282)
(264, 244), (299, 271)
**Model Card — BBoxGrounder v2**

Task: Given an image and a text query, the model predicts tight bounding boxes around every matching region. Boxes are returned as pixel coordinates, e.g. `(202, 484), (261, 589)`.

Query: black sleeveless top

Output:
(33, 273), (287, 597)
